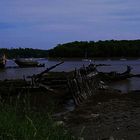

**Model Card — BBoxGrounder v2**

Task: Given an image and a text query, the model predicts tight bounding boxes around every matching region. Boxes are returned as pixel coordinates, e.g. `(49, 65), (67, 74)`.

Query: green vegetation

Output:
(0, 103), (74, 140)
(0, 48), (49, 58)
(48, 40), (140, 58)
(0, 83), (74, 140)
(1, 40), (140, 58)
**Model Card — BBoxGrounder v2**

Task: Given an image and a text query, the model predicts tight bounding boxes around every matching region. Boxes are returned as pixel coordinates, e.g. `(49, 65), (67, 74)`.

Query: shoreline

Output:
(63, 89), (140, 140)
(0, 63), (140, 139)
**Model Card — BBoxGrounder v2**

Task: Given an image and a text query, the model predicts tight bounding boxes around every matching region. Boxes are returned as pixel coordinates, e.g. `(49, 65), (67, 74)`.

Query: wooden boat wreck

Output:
(15, 58), (45, 68)
(97, 65), (133, 82)
(1, 61), (140, 108)
(0, 54), (6, 68)
(29, 62), (105, 106)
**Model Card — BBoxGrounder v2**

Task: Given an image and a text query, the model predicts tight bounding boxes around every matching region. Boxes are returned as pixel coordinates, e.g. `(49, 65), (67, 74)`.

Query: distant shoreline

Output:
(1, 40), (140, 58)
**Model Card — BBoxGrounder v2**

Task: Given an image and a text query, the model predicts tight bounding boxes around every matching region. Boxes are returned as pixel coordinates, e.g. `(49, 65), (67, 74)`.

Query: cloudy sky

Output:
(0, 0), (140, 49)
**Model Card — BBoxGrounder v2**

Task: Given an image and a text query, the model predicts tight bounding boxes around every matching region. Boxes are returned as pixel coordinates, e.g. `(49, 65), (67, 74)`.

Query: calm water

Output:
(0, 58), (140, 92)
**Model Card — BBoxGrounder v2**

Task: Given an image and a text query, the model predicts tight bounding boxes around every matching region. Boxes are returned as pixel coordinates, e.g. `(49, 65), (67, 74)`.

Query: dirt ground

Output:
(64, 89), (140, 140)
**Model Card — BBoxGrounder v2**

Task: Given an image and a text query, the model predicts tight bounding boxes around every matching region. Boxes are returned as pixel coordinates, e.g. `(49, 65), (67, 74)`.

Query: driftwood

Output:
(29, 61), (64, 87)
(29, 63), (108, 105)
(97, 65), (133, 82)
(2, 62), (140, 107)
(26, 63), (102, 105)
(35, 61), (64, 78)
(27, 63), (140, 106)
(67, 65), (140, 105)
(68, 66), (104, 106)
(0, 79), (31, 97)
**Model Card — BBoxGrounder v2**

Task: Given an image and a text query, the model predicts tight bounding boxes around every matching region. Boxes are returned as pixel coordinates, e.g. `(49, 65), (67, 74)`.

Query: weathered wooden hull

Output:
(15, 59), (45, 68)
(98, 66), (132, 82)
(98, 73), (132, 82)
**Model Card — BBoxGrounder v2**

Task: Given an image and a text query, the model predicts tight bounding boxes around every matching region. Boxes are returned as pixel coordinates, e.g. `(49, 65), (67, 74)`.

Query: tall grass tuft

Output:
(0, 91), (75, 140)
(0, 104), (74, 140)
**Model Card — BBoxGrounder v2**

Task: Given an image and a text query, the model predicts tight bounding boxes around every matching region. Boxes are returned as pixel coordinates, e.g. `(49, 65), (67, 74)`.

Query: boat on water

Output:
(15, 58), (45, 68)
(0, 54), (6, 68)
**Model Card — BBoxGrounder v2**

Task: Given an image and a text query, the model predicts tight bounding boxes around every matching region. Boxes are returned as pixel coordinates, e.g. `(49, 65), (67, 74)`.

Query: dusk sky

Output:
(0, 0), (140, 49)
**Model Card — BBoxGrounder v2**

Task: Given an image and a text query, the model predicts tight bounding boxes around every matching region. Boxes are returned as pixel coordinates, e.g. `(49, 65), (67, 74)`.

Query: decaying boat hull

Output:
(98, 66), (133, 82)
(15, 59), (45, 67)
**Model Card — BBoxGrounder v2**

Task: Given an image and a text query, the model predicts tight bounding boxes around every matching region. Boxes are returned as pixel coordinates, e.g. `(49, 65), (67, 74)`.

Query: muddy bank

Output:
(62, 89), (140, 140)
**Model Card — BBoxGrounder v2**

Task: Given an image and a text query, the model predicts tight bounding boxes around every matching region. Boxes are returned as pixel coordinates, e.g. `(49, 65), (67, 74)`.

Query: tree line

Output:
(1, 40), (140, 58)
(48, 40), (140, 58)
(0, 48), (49, 58)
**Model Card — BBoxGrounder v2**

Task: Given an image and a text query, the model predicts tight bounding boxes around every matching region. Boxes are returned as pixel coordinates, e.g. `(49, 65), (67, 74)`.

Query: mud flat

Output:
(62, 89), (140, 140)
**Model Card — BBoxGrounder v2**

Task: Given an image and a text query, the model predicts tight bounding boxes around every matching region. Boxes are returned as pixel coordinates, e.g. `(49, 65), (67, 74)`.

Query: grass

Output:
(0, 87), (75, 140)
(0, 78), (76, 140)
(0, 104), (74, 140)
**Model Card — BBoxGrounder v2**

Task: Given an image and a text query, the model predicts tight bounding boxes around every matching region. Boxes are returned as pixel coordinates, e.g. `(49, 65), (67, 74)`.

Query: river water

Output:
(0, 58), (140, 92)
